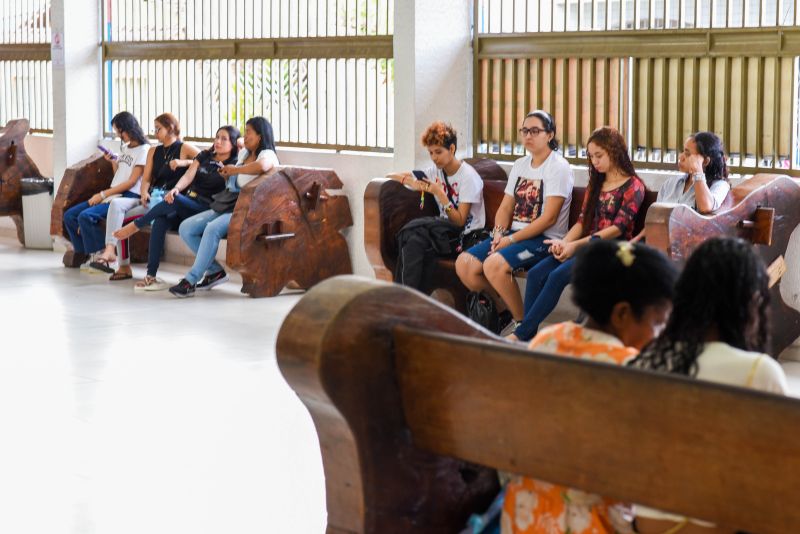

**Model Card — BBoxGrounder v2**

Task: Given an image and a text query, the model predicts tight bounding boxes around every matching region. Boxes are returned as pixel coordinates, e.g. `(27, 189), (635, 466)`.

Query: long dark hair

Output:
(525, 109), (559, 151)
(690, 131), (729, 188)
(111, 111), (148, 147)
(581, 126), (639, 237)
(245, 116), (276, 156)
(630, 237), (771, 376)
(572, 240), (677, 326)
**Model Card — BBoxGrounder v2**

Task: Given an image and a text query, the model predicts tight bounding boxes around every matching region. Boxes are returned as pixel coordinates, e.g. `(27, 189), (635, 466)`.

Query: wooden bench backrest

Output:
(0, 118), (43, 217)
(277, 276), (800, 534)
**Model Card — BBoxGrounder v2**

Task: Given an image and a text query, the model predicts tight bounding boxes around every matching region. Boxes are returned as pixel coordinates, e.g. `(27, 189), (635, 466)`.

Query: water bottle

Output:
(149, 187), (165, 208)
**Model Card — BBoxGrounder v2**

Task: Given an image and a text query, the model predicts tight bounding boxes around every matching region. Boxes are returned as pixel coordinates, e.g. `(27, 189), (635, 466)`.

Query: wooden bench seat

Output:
(277, 276), (800, 534)
(50, 154), (354, 297)
(0, 119), (46, 245)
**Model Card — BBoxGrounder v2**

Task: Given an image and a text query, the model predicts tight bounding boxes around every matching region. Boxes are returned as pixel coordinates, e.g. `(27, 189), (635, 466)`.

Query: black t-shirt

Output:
(188, 150), (235, 199)
(150, 141), (188, 190)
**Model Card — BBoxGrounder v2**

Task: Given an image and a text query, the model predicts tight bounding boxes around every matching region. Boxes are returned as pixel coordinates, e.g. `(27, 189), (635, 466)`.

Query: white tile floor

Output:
(0, 237), (326, 534)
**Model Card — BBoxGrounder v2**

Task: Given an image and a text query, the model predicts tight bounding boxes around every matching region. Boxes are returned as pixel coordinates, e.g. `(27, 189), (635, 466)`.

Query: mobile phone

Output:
(411, 170), (427, 181)
(97, 145), (118, 161)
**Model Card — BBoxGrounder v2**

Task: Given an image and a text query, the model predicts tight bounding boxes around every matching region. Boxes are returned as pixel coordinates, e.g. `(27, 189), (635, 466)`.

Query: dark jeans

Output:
(134, 195), (208, 277)
(63, 191), (139, 255)
(514, 255), (575, 341)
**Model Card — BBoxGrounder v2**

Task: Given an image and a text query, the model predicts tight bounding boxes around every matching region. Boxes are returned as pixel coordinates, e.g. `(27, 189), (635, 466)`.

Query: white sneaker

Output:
(80, 257), (104, 274)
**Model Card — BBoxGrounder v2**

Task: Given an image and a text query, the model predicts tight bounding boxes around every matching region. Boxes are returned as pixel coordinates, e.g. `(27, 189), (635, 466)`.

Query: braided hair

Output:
(630, 237), (771, 376)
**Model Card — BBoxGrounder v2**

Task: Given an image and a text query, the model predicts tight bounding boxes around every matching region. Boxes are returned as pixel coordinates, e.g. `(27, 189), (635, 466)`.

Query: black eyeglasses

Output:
(519, 127), (547, 137)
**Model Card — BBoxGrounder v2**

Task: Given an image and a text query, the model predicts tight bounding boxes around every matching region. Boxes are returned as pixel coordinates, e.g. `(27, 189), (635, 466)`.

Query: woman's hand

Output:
(102, 152), (116, 162)
(489, 229), (505, 253)
(219, 165), (238, 177)
(492, 235), (514, 253)
(685, 153), (705, 175)
(88, 193), (103, 206)
(168, 160), (181, 171)
(553, 241), (577, 262)
(139, 190), (150, 206)
(544, 238), (564, 256)
(165, 188), (180, 204)
(423, 180), (448, 204)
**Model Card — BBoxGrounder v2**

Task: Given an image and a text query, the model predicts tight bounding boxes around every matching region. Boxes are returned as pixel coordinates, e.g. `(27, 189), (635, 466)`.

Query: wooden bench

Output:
(646, 174), (800, 355)
(0, 119), (46, 245)
(364, 158), (657, 313)
(277, 276), (800, 534)
(50, 154), (354, 297)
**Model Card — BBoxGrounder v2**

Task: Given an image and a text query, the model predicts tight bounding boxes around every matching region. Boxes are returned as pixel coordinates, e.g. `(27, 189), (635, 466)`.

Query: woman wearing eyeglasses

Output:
(455, 110), (574, 335)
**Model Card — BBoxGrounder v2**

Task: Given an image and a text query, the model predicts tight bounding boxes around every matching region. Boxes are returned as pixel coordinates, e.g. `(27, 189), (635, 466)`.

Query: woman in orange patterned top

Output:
(502, 240), (678, 534)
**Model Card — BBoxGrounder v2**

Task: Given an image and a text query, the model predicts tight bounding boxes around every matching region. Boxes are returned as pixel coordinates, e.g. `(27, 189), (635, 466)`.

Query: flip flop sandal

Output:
(109, 271), (132, 281)
(89, 258), (115, 274)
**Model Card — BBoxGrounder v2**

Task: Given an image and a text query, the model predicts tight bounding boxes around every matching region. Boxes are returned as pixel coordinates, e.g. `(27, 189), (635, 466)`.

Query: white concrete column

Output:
(50, 0), (102, 187)
(393, 0), (473, 170)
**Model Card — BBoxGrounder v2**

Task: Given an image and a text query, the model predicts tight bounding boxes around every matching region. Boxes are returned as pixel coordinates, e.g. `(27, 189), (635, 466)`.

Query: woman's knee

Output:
(205, 217), (230, 239)
(483, 253), (511, 280)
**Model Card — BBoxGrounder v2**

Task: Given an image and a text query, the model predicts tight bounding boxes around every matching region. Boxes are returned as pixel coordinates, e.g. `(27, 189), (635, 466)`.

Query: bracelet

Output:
(100, 190), (106, 200)
(444, 202), (454, 213)
(692, 172), (707, 183)
(508, 234), (515, 243)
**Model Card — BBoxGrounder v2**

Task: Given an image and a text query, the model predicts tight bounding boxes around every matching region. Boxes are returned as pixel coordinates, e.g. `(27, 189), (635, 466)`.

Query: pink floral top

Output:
(577, 177), (646, 240)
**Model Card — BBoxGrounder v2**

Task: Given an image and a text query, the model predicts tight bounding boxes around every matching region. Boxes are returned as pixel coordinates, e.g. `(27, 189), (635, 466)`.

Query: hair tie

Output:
(616, 242), (636, 267)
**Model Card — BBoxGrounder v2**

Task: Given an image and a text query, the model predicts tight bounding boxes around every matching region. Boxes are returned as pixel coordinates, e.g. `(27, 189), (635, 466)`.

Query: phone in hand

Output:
(411, 170), (427, 181)
(97, 145), (118, 161)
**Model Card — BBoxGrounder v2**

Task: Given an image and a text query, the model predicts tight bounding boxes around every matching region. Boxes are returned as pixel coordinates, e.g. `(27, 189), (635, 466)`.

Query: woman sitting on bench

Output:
(656, 131), (730, 214)
(113, 125), (239, 290)
(455, 110), (574, 335)
(502, 240), (678, 534)
(510, 126), (646, 342)
(386, 121), (485, 292)
(100, 113), (199, 280)
(629, 236), (787, 532)
(168, 116), (279, 298)
(63, 111), (150, 270)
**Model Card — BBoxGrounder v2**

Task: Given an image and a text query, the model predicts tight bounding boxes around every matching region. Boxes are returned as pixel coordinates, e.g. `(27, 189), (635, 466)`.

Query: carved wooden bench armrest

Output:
(227, 165), (354, 298)
(0, 119), (45, 244)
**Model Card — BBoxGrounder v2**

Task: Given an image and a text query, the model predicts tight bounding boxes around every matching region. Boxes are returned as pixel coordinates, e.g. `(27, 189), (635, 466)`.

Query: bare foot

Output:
(96, 244), (117, 264)
(113, 222), (139, 240)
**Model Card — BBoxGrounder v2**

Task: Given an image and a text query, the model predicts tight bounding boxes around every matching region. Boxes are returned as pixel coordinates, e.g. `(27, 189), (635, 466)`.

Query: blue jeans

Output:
(178, 209), (232, 284)
(63, 191), (139, 255)
(514, 256), (575, 341)
(135, 195), (208, 277)
(466, 234), (550, 271)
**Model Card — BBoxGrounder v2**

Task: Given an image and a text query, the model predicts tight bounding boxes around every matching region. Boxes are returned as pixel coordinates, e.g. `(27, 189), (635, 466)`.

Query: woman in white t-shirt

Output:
(169, 116), (279, 298)
(62, 111), (150, 269)
(386, 121), (485, 292)
(629, 236), (788, 533)
(455, 110), (574, 335)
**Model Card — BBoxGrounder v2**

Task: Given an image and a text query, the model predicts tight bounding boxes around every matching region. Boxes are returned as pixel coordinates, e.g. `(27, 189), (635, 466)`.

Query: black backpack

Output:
(466, 291), (500, 333)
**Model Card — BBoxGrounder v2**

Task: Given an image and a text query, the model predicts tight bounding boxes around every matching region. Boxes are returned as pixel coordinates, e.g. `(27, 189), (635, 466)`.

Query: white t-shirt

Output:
(231, 148), (280, 190)
(422, 161), (486, 233)
(693, 341), (788, 394)
(110, 143), (150, 193)
(503, 152), (574, 238)
(656, 174), (731, 211)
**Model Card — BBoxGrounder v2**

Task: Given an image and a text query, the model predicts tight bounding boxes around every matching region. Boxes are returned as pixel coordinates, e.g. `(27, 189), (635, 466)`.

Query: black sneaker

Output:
(196, 270), (229, 291)
(169, 278), (196, 298)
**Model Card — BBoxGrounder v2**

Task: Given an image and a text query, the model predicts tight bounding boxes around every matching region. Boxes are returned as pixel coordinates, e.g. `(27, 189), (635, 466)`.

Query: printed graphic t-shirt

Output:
(110, 143), (151, 194)
(422, 161), (486, 233)
(503, 152), (574, 239)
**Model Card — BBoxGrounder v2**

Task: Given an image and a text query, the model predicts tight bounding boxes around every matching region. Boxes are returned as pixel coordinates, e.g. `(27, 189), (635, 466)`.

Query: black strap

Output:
(439, 169), (457, 207)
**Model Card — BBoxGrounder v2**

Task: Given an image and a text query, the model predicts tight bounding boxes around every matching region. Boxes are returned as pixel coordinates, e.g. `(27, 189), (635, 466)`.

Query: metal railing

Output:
(103, 0), (395, 151)
(475, 0), (800, 175)
(0, 0), (52, 132)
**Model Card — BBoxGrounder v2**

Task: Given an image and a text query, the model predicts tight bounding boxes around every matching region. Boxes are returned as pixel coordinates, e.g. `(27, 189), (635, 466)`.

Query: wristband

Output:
(508, 234), (515, 243)
(692, 172), (706, 183)
(444, 202), (454, 213)
(100, 190), (106, 200)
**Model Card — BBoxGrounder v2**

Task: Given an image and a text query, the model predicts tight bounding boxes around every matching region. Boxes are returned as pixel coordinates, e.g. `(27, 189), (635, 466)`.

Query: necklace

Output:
(162, 142), (180, 166)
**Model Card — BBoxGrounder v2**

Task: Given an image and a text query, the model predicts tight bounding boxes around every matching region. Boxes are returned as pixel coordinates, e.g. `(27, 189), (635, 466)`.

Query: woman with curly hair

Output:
(657, 131), (730, 214)
(510, 126), (646, 342)
(387, 121), (485, 293)
(628, 236), (786, 533)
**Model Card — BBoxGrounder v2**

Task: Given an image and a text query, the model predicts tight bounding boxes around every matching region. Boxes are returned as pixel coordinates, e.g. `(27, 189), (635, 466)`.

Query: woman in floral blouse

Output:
(510, 126), (647, 342)
(502, 239), (678, 534)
